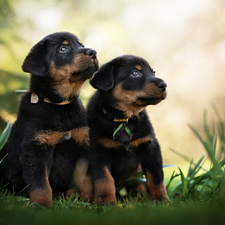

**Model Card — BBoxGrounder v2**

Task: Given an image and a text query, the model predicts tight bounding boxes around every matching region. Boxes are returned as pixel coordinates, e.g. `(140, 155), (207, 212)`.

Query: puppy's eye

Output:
(59, 45), (69, 53)
(131, 70), (142, 78)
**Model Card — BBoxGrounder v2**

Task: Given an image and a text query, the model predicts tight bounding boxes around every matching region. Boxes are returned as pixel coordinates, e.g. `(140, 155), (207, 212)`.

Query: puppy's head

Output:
(90, 55), (167, 117)
(22, 32), (99, 100)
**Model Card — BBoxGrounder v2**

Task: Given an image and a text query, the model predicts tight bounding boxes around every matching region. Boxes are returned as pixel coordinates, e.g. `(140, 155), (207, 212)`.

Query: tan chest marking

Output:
(34, 127), (89, 146)
(71, 127), (90, 146)
(97, 135), (153, 150)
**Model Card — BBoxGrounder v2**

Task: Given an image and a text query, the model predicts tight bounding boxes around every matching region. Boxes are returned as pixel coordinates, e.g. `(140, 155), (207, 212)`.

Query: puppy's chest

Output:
(34, 126), (89, 147)
(34, 107), (88, 146)
(98, 126), (153, 152)
(107, 120), (153, 149)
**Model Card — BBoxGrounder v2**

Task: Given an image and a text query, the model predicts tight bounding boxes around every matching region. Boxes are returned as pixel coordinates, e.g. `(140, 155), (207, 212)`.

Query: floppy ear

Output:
(90, 61), (114, 91)
(22, 40), (50, 76)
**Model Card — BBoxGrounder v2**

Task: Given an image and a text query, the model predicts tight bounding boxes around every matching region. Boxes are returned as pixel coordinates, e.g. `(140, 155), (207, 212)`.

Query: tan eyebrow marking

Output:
(78, 39), (82, 45)
(135, 65), (142, 70)
(62, 40), (69, 45)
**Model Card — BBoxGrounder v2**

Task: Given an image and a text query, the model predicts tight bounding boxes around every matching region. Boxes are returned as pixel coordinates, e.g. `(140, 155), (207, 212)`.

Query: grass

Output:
(0, 106), (225, 225)
(0, 194), (224, 225)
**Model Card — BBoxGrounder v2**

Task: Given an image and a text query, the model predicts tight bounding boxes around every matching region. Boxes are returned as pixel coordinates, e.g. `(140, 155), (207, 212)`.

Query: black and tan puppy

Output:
(86, 55), (170, 203)
(0, 32), (98, 207)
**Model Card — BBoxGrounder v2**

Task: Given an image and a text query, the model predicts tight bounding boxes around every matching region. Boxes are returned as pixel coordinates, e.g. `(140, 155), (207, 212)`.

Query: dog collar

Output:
(16, 90), (72, 105)
(102, 108), (132, 139)
(43, 97), (72, 105)
(102, 108), (129, 123)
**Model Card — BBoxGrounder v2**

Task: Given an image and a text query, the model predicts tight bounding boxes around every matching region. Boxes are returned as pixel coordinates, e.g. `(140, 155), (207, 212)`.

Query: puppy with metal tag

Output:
(0, 32), (99, 208)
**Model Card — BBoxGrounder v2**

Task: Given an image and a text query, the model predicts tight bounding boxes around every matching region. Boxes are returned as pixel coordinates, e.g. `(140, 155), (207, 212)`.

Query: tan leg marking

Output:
(94, 167), (116, 204)
(71, 127), (90, 146)
(80, 175), (94, 202)
(34, 130), (71, 145)
(67, 159), (93, 201)
(63, 189), (77, 198)
(146, 171), (170, 201)
(135, 182), (146, 193)
(34, 127), (89, 146)
(98, 138), (123, 148)
(29, 172), (52, 208)
(129, 135), (153, 149)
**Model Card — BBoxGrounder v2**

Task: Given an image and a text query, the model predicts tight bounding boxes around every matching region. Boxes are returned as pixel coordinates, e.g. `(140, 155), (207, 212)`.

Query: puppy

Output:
(0, 32), (98, 208)
(86, 55), (170, 203)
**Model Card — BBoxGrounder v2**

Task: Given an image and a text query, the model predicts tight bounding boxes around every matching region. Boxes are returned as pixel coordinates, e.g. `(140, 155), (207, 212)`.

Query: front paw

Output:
(94, 194), (117, 204)
(29, 187), (52, 208)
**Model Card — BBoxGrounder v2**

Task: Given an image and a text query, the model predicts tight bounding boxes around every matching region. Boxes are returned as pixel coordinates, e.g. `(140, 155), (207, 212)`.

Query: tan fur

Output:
(49, 54), (96, 100)
(113, 84), (145, 118)
(71, 127), (90, 146)
(63, 189), (76, 198)
(145, 171), (170, 201)
(80, 175), (94, 202)
(135, 64), (142, 70)
(29, 171), (52, 208)
(64, 159), (90, 200)
(113, 83), (166, 118)
(94, 167), (116, 204)
(73, 54), (94, 72)
(98, 135), (153, 150)
(34, 127), (89, 146)
(34, 130), (71, 145)
(143, 83), (166, 98)
(62, 40), (69, 45)
(135, 182), (146, 193)
(129, 136), (153, 148)
(98, 138), (123, 149)
(49, 62), (85, 99)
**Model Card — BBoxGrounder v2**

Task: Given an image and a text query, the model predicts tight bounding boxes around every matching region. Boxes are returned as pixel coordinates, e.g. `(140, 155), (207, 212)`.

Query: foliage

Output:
(0, 121), (12, 151)
(0, 109), (225, 223)
(0, 121), (12, 166)
(167, 106), (225, 200)
(0, 191), (224, 225)
(123, 107), (225, 202)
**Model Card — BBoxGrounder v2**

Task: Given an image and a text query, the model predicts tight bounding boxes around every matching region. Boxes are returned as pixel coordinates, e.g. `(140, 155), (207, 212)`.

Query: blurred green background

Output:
(0, 0), (224, 166)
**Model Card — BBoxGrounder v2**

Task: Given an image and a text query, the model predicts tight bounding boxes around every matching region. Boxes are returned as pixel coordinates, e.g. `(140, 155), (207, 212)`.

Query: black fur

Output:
(0, 32), (99, 208)
(87, 55), (170, 203)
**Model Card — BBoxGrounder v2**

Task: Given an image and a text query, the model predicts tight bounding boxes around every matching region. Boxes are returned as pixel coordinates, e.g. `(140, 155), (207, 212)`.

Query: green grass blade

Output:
(187, 158), (194, 178)
(188, 173), (209, 194)
(189, 153), (206, 180)
(169, 148), (192, 163)
(125, 171), (144, 181)
(113, 123), (123, 140)
(178, 167), (188, 195)
(0, 153), (8, 164)
(200, 177), (211, 197)
(0, 121), (12, 150)
(166, 170), (180, 191)
(213, 135), (217, 157)
(189, 124), (218, 168)
(123, 123), (132, 137)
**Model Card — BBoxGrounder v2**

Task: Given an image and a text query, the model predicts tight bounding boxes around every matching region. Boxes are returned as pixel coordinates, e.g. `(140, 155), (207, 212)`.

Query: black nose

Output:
(86, 49), (97, 58)
(157, 81), (167, 92)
